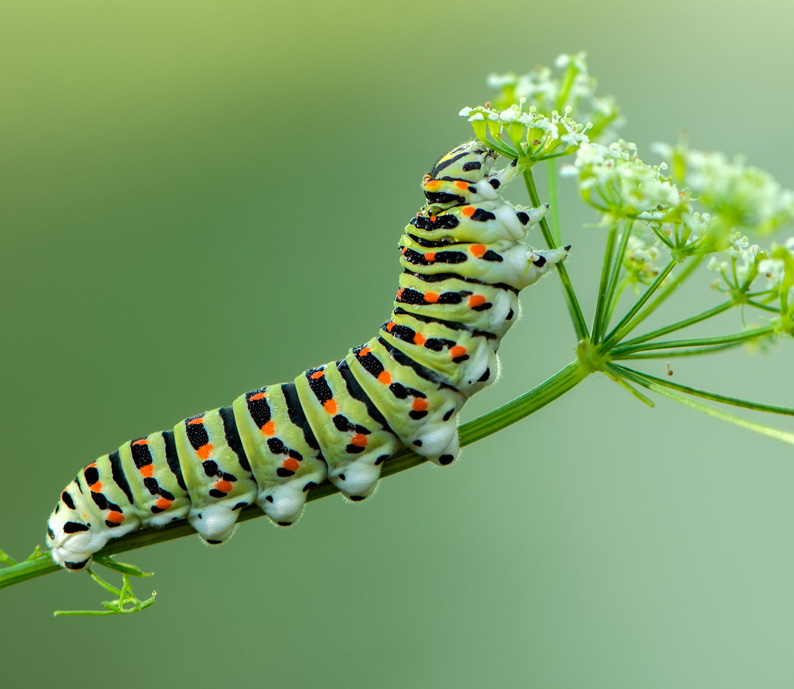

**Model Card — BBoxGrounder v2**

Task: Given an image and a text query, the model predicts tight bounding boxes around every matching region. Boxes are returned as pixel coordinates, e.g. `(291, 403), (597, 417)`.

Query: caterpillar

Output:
(46, 141), (570, 571)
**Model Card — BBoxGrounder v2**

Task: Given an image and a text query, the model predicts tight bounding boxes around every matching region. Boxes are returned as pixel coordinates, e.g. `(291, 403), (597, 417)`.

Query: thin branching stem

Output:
(611, 364), (794, 416)
(612, 342), (745, 359)
(611, 325), (775, 356)
(618, 301), (735, 348)
(591, 224), (618, 342)
(601, 254), (705, 351)
(523, 168), (589, 341)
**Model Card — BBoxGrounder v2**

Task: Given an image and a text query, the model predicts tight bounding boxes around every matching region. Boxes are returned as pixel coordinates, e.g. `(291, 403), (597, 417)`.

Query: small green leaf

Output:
(93, 555), (154, 578)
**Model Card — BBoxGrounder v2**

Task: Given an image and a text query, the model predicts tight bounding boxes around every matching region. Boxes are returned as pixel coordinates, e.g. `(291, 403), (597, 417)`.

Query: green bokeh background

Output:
(2, 1), (794, 687)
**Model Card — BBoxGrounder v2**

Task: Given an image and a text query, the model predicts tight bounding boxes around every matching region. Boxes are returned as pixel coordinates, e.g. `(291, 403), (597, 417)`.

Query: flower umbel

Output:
(483, 52), (623, 143)
(459, 103), (590, 166)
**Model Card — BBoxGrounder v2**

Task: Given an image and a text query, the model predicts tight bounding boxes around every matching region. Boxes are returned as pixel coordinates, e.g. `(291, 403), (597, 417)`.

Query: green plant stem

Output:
(747, 300), (781, 314)
(523, 168), (589, 341)
(617, 301), (735, 348)
(0, 360), (591, 591)
(611, 325), (775, 357)
(607, 364), (794, 447)
(546, 160), (562, 246)
(600, 259), (677, 350)
(591, 224), (618, 342)
(601, 254), (704, 351)
(613, 343), (744, 359)
(602, 222), (635, 332)
(611, 364), (794, 416)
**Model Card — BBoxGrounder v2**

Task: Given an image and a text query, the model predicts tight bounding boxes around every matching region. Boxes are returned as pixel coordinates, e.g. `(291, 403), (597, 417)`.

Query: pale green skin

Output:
(46, 142), (568, 570)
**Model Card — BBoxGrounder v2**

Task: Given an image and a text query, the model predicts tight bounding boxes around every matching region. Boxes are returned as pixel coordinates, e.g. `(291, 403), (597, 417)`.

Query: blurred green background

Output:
(2, 1), (794, 687)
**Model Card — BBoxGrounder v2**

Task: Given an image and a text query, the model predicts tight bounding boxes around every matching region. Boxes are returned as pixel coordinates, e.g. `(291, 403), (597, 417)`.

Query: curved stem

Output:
(0, 361), (590, 591)
(611, 325), (775, 356)
(546, 160), (562, 246)
(599, 259), (677, 351)
(617, 301), (735, 348)
(523, 169), (589, 341)
(611, 364), (794, 416)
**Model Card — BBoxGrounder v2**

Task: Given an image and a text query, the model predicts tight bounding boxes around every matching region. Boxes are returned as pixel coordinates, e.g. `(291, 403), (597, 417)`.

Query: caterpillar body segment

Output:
(348, 341), (466, 465)
(46, 141), (569, 571)
(233, 385), (327, 526)
(295, 363), (401, 501)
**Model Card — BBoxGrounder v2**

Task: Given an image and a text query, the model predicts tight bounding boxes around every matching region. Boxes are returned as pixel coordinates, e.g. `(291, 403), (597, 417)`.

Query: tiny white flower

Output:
(499, 107), (519, 123)
(758, 258), (785, 283)
(707, 256), (729, 273)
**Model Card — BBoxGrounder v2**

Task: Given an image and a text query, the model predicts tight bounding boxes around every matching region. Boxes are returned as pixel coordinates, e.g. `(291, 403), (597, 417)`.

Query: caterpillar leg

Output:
(510, 245), (571, 289)
(233, 384), (328, 527)
(175, 409), (260, 545)
(348, 342), (467, 466)
(296, 363), (401, 501)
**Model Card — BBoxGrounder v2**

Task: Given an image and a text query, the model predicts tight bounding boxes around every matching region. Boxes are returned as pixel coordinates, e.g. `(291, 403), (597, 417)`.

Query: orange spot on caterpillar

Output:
(323, 399), (338, 414)
(282, 457), (300, 472)
(396, 288), (404, 299)
(450, 346), (467, 359)
(214, 480), (233, 494)
(350, 433), (368, 447)
(155, 497), (173, 510)
(87, 463), (97, 469)
(90, 481), (102, 492)
(139, 465), (154, 478)
(132, 438), (149, 446)
(413, 332), (426, 345)
(310, 370), (325, 379)
(424, 292), (439, 303)
(197, 444), (214, 460)
(249, 391), (266, 401)
(430, 215), (437, 222)
(412, 398), (428, 411)
(468, 295), (487, 308)
(106, 511), (125, 524)
(378, 371), (392, 385)
(469, 244), (487, 258)
(424, 252), (436, 262)
(425, 180), (441, 191)
(386, 321), (395, 332)
(359, 347), (371, 357)
(462, 205), (475, 217)
(187, 417), (204, 425)
(455, 180), (469, 190)
(262, 421), (276, 436)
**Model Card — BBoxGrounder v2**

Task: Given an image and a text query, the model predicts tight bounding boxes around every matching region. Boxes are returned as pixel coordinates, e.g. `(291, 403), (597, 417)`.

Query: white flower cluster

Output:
(707, 233), (794, 303)
(707, 232), (761, 282)
(652, 144), (794, 236)
(482, 53), (622, 143)
(458, 103), (590, 161)
(623, 234), (662, 286)
(759, 237), (794, 288)
(561, 140), (684, 220)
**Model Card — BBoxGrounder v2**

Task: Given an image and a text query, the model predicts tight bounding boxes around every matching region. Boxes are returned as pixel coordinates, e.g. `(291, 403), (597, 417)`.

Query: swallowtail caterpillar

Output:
(46, 141), (569, 571)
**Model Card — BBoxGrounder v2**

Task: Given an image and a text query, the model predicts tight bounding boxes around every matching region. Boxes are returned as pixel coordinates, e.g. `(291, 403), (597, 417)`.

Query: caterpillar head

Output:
(428, 141), (497, 184)
(422, 142), (500, 206)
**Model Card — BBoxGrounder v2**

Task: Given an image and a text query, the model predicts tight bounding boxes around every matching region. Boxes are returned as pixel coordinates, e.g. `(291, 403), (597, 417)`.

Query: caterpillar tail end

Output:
(46, 511), (107, 571)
